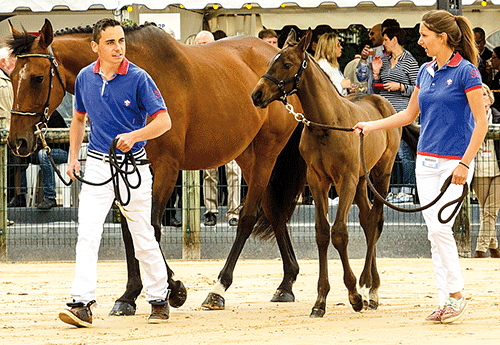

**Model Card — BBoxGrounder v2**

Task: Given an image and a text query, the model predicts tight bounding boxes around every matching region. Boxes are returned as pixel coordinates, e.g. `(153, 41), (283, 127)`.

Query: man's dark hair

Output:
(473, 27), (486, 41)
(383, 26), (406, 45)
(258, 29), (278, 39)
(92, 18), (122, 43)
(213, 29), (227, 40)
(382, 18), (400, 31)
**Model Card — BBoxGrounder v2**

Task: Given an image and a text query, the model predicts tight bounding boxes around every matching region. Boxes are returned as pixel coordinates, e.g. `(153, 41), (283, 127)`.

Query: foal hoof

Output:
(270, 289), (295, 302)
(169, 280), (188, 308)
(369, 300), (378, 310)
(351, 296), (365, 312)
(109, 301), (136, 316)
(201, 292), (225, 310)
(310, 307), (325, 318)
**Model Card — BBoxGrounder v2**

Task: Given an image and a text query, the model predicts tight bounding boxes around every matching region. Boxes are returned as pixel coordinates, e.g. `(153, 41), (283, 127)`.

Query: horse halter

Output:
(10, 47), (66, 127)
(262, 51), (308, 105)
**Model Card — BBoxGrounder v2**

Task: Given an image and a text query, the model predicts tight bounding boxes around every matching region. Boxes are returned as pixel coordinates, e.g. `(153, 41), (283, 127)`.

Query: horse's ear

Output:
(38, 19), (54, 49)
(283, 28), (297, 48)
(8, 20), (22, 38)
(297, 29), (313, 53)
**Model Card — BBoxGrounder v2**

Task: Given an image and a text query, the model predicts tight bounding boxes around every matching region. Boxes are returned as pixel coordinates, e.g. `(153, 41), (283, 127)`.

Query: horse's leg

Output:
(150, 168), (187, 309)
(109, 218), (142, 315)
(201, 180), (265, 309)
(110, 167), (187, 315)
(307, 171), (333, 317)
(330, 176), (364, 313)
(271, 226), (299, 302)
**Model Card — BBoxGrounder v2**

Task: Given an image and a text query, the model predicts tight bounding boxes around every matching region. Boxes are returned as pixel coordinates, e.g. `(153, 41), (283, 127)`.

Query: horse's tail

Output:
(253, 122), (307, 240)
(402, 123), (420, 158)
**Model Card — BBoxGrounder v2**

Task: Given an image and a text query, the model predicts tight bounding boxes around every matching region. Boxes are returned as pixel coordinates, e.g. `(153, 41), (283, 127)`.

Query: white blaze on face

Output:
(16, 63), (29, 100)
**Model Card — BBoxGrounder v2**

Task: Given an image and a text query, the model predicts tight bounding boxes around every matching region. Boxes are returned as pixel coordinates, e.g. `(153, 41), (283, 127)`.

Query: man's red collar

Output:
(93, 58), (129, 75)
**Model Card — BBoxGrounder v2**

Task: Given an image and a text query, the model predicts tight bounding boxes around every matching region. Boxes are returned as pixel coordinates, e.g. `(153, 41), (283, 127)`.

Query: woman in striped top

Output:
(372, 26), (419, 203)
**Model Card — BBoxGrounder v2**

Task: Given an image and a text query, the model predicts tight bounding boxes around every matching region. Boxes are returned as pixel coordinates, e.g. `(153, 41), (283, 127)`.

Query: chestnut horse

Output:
(252, 29), (402, 317)
(7, 20), (307, 314)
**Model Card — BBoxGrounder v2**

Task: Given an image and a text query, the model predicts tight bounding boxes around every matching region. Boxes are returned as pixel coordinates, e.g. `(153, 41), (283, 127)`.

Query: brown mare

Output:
(7, 20), (307, 314)
(252, 29), (403, 317)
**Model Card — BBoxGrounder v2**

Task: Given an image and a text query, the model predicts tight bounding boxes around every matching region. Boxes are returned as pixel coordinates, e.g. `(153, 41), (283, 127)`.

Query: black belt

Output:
(87, 148), (150, 165)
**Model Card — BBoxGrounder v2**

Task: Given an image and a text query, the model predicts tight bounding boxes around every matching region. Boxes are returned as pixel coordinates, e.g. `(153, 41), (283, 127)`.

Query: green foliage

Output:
(121, 19), (137, 27)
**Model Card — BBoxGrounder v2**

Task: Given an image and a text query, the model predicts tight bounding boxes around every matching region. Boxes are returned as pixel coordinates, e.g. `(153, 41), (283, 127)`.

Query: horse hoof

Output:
(310, 308), (325, 318)
(369, 300), (378, 310)
(201, 292), (225, 310)
(169, 280), (188, 308)
(109, 301), (136, 316)
(270, 289), (295, 302)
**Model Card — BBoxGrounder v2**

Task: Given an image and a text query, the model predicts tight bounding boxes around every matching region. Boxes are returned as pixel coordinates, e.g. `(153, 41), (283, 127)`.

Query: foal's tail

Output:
(253, 123), (307, 240)
(402, 123), (420, 158)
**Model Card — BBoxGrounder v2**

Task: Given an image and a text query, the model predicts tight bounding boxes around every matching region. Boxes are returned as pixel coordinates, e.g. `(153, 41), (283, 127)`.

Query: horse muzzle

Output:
(7, 134), (37, 157)
(251, 83), (272, 108)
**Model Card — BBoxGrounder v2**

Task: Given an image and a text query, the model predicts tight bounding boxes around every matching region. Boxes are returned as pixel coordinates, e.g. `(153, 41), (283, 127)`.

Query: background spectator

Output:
(472, 84), (500, 258)
(258, 29), (278, 47)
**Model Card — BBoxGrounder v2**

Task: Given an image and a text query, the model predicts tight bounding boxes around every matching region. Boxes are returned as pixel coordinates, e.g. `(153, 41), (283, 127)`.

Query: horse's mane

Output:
(7, 22), (158, 57)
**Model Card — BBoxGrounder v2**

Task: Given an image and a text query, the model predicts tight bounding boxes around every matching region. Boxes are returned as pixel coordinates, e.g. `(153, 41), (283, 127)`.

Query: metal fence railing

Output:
(2, 127), (500, 262)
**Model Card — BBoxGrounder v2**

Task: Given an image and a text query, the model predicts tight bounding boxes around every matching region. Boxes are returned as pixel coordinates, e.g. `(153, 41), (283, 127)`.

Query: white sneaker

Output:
(386, 192), (396, 203)
(394, 193), (413, 203)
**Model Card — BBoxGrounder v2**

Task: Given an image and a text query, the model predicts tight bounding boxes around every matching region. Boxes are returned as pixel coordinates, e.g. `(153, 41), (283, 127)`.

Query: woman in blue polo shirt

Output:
(353, 10), (487, 324)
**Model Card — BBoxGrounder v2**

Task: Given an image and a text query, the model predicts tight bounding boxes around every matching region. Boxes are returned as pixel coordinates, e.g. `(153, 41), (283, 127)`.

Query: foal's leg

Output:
(356, 169), (391, 310)
(307, 172), (333, 317)
(354, 177), (378, 310)
(365, 167), (393, 310)
(330, 176), (364, 313)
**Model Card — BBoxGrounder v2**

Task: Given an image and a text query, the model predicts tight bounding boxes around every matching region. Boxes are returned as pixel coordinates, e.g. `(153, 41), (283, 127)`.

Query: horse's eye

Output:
(33, 76), (44, 84)
(283, 63), (292, 70)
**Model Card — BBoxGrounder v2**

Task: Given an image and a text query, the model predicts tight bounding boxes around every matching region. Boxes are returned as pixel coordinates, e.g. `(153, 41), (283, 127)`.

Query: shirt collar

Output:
(0, 68), (9, 79)
(93, 57), (130, 75)
(425, 51), (463, 69)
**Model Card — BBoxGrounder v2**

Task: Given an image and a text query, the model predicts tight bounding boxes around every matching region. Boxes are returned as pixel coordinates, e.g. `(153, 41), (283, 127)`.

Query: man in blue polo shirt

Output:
(59, 18), (172, 327)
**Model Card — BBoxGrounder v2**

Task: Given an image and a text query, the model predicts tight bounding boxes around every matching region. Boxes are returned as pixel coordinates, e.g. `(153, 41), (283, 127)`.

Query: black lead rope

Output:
(46, 138), (141, 207)
(359, 133), (468, 223)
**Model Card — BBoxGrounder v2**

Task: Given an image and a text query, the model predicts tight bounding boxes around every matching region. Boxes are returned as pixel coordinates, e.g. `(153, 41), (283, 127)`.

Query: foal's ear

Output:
(8, 20), (21, 38)
(38, 19), (54, 49)
(284, 28), (297, 48)
(297, 29), (312, 53)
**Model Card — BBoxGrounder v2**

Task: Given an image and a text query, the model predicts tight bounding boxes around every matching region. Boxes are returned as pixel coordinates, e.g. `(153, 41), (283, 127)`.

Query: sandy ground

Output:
(0, 258), (499, 345)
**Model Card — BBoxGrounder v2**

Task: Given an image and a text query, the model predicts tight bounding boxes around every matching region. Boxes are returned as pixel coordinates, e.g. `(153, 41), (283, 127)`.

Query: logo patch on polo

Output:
(124, 100), (131, 106)
(470, 70), (480, 78)
(446, 79), (452, 85)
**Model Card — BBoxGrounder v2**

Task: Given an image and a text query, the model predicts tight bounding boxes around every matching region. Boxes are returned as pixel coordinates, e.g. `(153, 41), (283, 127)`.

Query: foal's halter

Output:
(10, 48), (66, 127)
(262, 51), (308, 105)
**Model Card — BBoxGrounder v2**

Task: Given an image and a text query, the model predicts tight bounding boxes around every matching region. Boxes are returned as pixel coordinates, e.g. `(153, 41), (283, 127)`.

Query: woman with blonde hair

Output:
(314, 32), (353, 95)
(354, 10), (487, 323)
(472, 84), (500, 258)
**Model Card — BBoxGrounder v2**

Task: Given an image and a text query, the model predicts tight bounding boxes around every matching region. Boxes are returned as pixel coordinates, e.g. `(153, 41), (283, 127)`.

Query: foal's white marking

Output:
(359, 285), (369, 304)
(210, 280), (226, 297)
